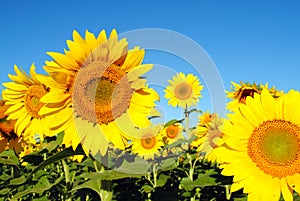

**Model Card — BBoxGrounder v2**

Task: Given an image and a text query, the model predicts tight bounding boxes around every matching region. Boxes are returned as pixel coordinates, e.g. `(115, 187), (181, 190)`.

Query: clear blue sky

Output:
(0, 0), (299, 124)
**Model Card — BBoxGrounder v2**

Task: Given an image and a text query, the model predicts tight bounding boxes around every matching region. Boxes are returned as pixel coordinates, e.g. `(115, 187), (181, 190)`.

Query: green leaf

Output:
(71, 179), (101, 198)
(180, 170), (218, 191)
(41, 132), (64, 152)
(0, 188), (9, 195)
(9, 176), (26, 185)
(116, 157), (150, 175)
(56, 131), (64, 145)
(12, 176), (63, 200)
(31, 146), (84, 175)
(163, 138), (187, 149)
(0, 150), (19, 166)
(141, 185), (154, 193)
(80, 169), (143, 181)
(164, 119), (181, 128)
(159, 158), (177, 171)
(156, 174), (169, 187)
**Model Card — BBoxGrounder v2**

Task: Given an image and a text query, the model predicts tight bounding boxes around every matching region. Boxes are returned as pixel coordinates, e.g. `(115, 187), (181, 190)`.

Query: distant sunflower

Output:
(2, 64), (51, 141)
(194, 112), (224, 163)
(131, 125), (164, 160)
(38, 29), (159, 156)
(0, 100), (37, 157)
(219, 89), (300, 200)
(162, 124), (184, 145)
(226, 81), (283, 112)
(164, 72), (203, 109)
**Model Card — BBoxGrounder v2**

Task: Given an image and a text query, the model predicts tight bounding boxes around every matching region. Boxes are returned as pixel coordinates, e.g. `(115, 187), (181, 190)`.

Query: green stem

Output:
(153, 163), (157, 188)
(93, 155), (113, 201)
(62, 159), (72, 201)
(225, 185), (231, 200)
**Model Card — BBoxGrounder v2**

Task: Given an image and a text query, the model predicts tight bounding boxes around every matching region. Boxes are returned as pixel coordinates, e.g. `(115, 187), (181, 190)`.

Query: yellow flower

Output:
(38, 29), (160, 156)
(226, 81), (283, 112)
(164, 72), (203, 109)
(162, 124), (184, 145)
(131, 125), (164, 160)
(218, 89), (300, 200)
(192, 112), (224, 163)
(2, 64), (51, 141)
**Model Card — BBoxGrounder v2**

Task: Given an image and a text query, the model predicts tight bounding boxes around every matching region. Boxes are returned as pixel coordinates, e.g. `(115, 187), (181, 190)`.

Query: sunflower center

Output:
(166, 125), (179, 139)
(238, 88), (257, 104)
(24, 85), (47, 118)
(72, 61), (133, 125)
(248, 119), (300, 178)
(141, 135), (156, 149)
(174, 82), (192, 100)
(208, 129), (222, 148)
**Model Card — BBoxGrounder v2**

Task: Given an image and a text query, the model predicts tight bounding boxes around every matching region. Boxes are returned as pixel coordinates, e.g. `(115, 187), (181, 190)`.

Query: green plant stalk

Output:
(93, 156), (113, 201)
(62, 159), (72, 201)
(225, 185), (231, 200)
(185, 107), (197, 201)
(152, 162), (157, 188)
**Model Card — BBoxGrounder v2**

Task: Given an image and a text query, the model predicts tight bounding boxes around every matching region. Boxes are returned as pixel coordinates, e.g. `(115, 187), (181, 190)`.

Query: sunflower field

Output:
(1, 29), (300, 201)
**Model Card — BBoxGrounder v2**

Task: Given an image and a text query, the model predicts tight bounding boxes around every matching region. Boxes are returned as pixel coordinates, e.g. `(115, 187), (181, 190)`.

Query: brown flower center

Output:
(174, 82), (192, 100)
(141, 135), (156, 149)
(166, 125), (179, 139)
(238, 88), (258, 104)
(24, 85), (47, 118)
(72, 61), (133, 125)
(248, 119), (300, 178)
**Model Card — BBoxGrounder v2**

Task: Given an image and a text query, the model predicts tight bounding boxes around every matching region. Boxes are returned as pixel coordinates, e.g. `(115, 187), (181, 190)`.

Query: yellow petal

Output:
(40, 89), (69, 104)
(5, 102), (24, 115)
(47, 52), (79, 70)
(35, 74), (67, 89)
(16, 114), (31, 136)
(89, 124), (109, 156)
(51, 107), (73, 128)
(85, 30), (97, 50)
(72, 30), (90, 57)
(96, 29), (107, 45)
(67, 40), (87, 64)
(238, 103), (260, 127)
(287, 174), (300, 194)
(261, 89), (276, 119)
(122, 48), (145, 71)
(3, 82), (29, 91)
(127, 64), (153, 82)
(281, 177), (293, 201)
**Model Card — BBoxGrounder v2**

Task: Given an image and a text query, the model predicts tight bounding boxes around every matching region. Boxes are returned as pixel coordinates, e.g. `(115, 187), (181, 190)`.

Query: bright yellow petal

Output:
(281, 177), (293, 201)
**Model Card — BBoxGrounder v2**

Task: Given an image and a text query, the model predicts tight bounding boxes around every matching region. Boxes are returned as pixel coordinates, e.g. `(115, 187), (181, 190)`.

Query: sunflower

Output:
(164, 72), (203, 109)
(218, 89), (300, 200)
(226, 81), (283, 112)
(37, 29), (160, 156)
(2, 64), (52, 143)
(194, 112), (224, 163)
(162, 123), (184, 145)
(131, 125), (164, 160)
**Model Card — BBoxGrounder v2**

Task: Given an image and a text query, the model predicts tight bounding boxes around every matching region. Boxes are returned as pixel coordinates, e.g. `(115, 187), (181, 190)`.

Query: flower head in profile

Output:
(192, 112), (224, 163)
(226, 81), (283, 112)
(38, 29), (160, 156)
(218, 89), (300, 200)
(131, 125), (164, 160)
(164, 72), (203, 109)
(0, 100), (37, 157)
(2, 64), (51, 143)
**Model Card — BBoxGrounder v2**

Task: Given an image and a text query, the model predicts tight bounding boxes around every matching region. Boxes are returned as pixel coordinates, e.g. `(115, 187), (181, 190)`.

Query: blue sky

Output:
(0, 0), (299, 124)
